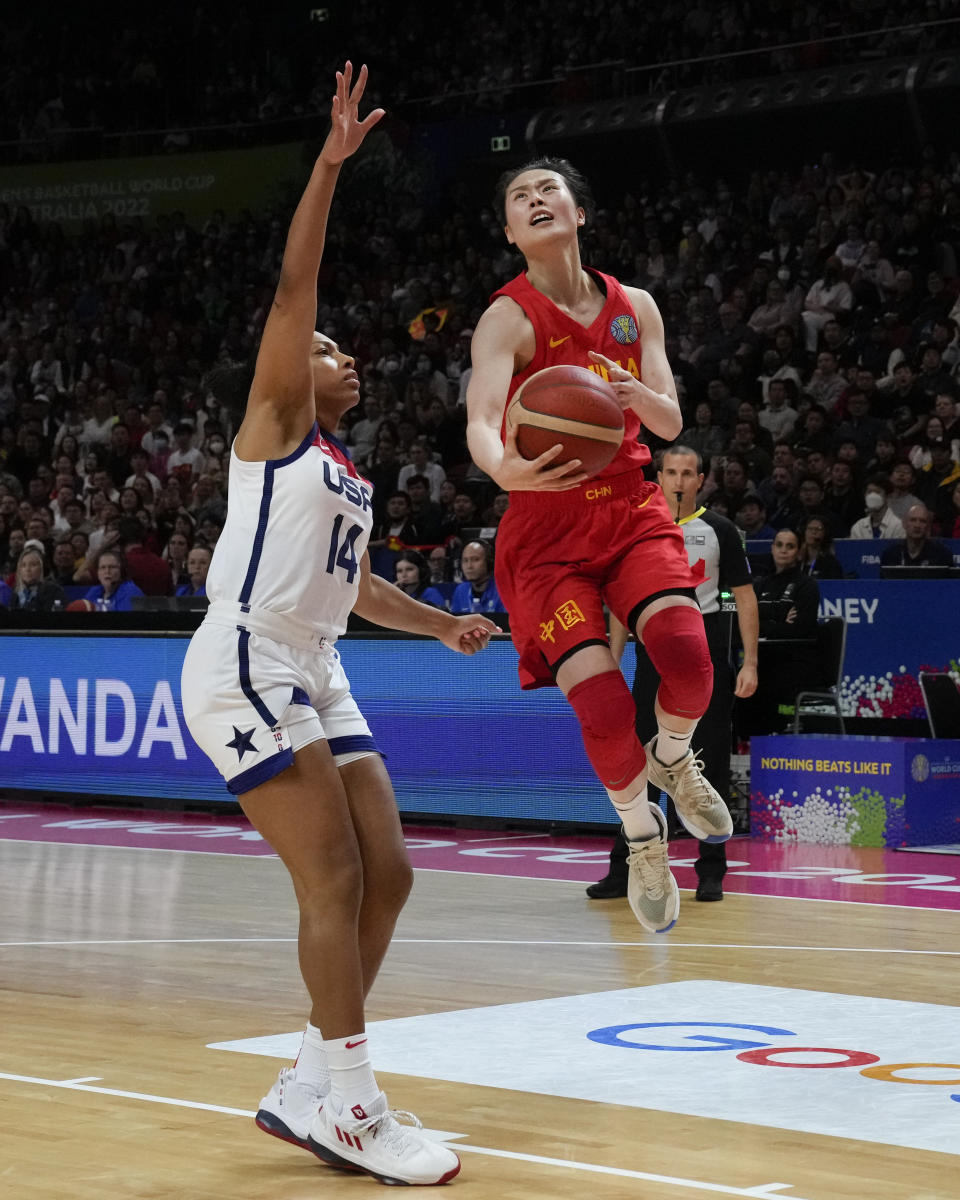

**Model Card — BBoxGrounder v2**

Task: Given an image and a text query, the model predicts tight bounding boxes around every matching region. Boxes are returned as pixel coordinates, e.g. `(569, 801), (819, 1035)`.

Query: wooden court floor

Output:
(0, 832), (956, 1200)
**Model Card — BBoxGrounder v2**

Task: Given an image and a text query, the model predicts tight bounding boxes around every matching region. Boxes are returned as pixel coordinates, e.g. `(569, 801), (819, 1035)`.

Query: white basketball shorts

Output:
(181, 614), (378, 795)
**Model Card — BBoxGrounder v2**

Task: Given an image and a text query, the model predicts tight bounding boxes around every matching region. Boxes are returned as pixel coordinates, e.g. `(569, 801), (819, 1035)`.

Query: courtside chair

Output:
(791, 616), (847, 734)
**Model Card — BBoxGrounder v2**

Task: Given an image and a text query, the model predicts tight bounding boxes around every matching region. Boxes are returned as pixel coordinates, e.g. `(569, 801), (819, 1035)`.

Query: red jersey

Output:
(492, 268), (651, 478)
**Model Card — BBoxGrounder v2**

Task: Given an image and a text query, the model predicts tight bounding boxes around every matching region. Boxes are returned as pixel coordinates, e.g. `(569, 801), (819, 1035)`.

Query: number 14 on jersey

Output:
(326, 514), (363, 584)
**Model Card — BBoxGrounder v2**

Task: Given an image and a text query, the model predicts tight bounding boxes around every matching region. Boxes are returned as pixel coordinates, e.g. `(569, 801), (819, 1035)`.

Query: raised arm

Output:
(466, 299), (588, 493)
(587, 287), (682, 442)
(234, 63), (383, 461)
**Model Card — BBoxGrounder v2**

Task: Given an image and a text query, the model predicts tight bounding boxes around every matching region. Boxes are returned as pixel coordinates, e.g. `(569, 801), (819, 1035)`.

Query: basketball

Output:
(507, 364), (624, 478)
(65, 598), (94, 612)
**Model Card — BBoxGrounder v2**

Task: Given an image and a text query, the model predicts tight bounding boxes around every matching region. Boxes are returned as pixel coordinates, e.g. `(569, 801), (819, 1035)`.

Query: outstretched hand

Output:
(320, 62), (385, 167)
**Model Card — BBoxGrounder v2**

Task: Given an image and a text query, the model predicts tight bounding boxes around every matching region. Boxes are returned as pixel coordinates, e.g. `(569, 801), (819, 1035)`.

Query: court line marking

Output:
(0, 935), (956, 957)
(0, 1070), (807, 1198)
(417, 869), (960, 913)
(0, 1071), (252, 1117)
(3, 838), (960, 915)
(0, 836), (279, 858)
(463, 833), (552, 843)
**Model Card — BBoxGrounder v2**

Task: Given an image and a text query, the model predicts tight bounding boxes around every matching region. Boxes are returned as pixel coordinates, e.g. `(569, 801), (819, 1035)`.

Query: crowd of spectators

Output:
(4, 2), (960, 158)
(2, 113), (960, 613)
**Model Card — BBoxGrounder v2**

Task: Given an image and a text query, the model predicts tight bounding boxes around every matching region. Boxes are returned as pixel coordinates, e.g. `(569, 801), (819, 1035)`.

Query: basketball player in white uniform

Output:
(181, 65), (495, 1187)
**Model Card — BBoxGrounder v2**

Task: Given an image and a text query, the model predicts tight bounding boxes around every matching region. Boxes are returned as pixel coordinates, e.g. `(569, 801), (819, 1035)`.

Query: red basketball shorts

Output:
(495, 467), (698, 689)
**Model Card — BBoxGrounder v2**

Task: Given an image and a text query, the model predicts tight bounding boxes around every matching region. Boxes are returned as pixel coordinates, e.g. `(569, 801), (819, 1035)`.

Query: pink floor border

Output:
(2, 800), (960, 912)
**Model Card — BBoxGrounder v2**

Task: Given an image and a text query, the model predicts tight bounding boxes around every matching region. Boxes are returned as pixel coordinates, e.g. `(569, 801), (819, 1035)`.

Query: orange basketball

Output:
(507, 364), (624, 478)
(66, 598), (94, 612)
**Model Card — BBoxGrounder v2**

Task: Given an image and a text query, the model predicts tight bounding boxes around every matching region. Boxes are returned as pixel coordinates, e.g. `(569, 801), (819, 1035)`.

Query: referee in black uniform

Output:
(588, 446), (759, 902)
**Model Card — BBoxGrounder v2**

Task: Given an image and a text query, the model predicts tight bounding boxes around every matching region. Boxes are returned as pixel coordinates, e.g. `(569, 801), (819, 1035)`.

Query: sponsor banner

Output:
(209, 979), (960, 1157)
(737, 574), (957, 718)
(817, 580), (957, 718)
(751, 733), (960, 846)
(0, 143), (305, 230)
(2, 617), (954, 818)
(0, 634), (614, 821)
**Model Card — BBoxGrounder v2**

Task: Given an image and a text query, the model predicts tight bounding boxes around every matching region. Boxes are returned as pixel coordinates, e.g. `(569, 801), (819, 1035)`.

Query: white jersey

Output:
(205, 422), (373, 642)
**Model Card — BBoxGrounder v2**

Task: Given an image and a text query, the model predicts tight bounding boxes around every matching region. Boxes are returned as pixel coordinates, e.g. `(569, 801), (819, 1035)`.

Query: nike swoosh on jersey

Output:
(548, 334), (571, 348)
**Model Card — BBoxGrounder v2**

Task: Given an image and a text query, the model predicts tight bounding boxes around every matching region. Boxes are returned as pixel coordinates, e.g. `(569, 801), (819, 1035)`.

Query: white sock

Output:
(323, 1032), (381, 1114)
(609, 790), (658, 841)
(654, 724), (693, 766)
(294, 1022), (331, 1092)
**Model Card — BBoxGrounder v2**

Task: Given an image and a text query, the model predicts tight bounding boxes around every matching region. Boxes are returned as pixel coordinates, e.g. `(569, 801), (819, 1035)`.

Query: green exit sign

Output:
(490, 135), (511, 152)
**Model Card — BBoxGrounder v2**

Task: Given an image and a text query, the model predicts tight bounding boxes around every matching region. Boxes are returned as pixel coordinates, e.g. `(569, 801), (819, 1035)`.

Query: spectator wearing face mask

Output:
(202, 429), (228, 469)
(848, 475), (906, 540)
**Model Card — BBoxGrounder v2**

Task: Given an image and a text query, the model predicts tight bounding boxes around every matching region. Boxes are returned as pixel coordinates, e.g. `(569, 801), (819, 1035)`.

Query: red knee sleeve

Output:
(642, 605), (713, 719)
(566, 669), (647, 789)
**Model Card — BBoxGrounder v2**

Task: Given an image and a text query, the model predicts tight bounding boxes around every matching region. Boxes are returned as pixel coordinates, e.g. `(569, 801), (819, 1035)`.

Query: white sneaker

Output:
(307, 1090), (461, 1185)
(644, 739), (733, 843)
(255, 1067), (329, 1150)
(625, 805), (680, 934)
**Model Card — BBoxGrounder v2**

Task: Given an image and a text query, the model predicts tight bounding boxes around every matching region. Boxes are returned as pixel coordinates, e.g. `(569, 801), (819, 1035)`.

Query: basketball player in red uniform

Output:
(466, 158), (732, 933)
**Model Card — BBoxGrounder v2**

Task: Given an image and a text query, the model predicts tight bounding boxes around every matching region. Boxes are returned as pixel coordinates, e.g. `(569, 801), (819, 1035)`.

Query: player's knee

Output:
(298, 848), (364, 919)
(369, 857), (414, 916)
(566, 669), (646, 788)
(642, 605), (713, 718)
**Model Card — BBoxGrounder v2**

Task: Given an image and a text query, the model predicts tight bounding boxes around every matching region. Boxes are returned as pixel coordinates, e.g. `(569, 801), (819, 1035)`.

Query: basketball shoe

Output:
(625, 804), (680, 933)
(307, 1090), (461, 1185)
(644, 738), (733, 843)
(255, 1067), (330, 1150)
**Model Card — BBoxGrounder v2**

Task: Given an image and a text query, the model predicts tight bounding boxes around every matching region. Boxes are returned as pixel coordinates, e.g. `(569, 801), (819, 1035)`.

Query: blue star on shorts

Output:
(226, 726), (257, 761)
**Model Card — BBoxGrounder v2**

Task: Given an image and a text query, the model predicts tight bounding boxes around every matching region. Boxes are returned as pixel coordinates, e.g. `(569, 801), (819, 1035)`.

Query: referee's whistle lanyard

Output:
(675, 505), (707, 528)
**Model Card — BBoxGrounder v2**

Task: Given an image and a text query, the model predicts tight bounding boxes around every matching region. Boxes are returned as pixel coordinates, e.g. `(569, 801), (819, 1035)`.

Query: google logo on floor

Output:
(586, 1022), (960, 1104)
